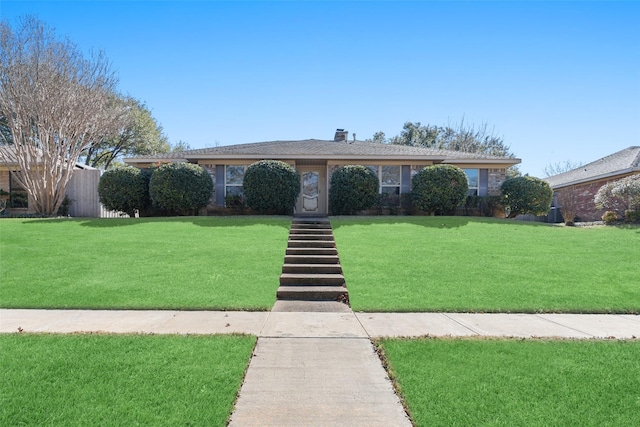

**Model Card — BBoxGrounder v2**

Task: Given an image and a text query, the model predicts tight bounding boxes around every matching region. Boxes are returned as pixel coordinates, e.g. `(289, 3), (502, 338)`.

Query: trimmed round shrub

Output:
(329, 165), (379, 215)
(243, 160), (300, 214)
(149, 162), (213, 215)
(411, 164), (468, 215)
(501, 176), (553, 218)
(602, 210), (618, 225)
(98, 166), (151, 217)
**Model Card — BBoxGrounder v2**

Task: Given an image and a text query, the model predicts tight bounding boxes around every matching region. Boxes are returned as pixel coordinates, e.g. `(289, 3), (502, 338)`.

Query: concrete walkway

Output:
(2, 309), (639, 339)
(2, 308), (639, 426)
(229, 337), (410, 426)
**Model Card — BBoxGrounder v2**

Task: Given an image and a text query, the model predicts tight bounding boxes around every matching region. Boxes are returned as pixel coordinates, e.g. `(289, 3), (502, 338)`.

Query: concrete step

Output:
(292, 218), (329, 224)
(276, 285), (348, 301)
(271, 300), (352, 312)
(289, 228), (333, 235)
(287, 240), (335, 248)
(286, 247), (338, 256)
(291, 222), (331, 229)
(288, 234), (335, 241)
(281, 263), (343, 275)
(276, 218), (347, 304)
(284, 254), (340, 264)
(279, 273), (345, 286)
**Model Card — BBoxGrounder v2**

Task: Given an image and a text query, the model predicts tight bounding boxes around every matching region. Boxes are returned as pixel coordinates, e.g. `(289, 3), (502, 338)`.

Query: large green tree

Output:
(370, 119), (515, 158)
(388, 122), (440, 147)
(82, 97), (170, 169)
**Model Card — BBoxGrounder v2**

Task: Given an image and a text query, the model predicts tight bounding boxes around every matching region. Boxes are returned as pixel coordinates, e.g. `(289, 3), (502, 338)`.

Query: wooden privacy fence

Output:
(66, 169), (129, 218)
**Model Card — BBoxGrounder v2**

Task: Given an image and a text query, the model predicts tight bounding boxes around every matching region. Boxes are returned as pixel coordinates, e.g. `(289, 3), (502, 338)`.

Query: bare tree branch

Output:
(543, 160), (583, 177)
(0, 16), (122, 215)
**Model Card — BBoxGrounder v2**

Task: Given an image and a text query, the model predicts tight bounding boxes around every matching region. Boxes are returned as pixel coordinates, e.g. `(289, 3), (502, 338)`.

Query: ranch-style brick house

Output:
(124, 130), (521, 216)
(545, 146), (640, 222)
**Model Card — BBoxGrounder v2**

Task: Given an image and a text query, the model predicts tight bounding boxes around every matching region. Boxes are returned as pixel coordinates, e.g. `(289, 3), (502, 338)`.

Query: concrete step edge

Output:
(284, 255), (340, 264)
(279, 277), (346, 286)
(280, 273), (345, 279)
(281, 265), (343, 274)
(285, 248), (339, 255)
(282, 263), (343, 268)
(276, 286), (348, 301)
(288, 234), (335, 240)
(287, 240), (336, 248)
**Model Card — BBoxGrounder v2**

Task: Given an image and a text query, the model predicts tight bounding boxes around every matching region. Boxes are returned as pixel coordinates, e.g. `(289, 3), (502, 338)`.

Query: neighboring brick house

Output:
(125, 130), (520, 216)
(545, 146), (640, 222)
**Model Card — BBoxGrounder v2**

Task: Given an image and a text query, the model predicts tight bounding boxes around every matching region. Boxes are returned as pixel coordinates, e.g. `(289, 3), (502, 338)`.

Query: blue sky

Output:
(2, 1), (639, 177)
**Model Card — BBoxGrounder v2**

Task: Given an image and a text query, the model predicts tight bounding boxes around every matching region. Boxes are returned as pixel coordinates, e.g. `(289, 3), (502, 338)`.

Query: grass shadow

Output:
(19, 215), (292, 230)
(330, 215), (470, 229)
(330, 215), (566, 230)
(611, 223), (640, 232)
(331, 215), (564, 230)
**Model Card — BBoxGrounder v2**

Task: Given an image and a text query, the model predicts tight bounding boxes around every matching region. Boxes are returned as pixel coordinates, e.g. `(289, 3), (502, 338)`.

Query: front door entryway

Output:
(302, 171), (319, 212)
(296, 166), (326, 215)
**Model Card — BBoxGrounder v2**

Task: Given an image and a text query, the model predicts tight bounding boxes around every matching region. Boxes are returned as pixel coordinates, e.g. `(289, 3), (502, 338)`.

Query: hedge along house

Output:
(124, 130), (520, 216)
(544, 146), (640, 222)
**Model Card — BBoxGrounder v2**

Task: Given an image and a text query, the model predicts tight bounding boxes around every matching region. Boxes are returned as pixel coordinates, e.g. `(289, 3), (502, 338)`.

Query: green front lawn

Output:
(0, 217), (290, 310)
(2, 216), (638, 312)
(379, 338), (640, 426)
(0, 334), (256, 426)
(332, 217), (640, 312)
(2, 216), (638, 426)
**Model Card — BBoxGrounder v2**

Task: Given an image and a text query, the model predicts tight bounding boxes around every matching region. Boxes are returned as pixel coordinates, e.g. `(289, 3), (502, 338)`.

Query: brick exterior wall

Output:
(199, 163), (217, 211)
(556, 174), (638, 222)
(488, 168), (506, 196)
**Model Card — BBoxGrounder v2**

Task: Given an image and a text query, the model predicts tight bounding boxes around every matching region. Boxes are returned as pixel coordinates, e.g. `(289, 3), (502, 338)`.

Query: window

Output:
(381, 166), (401, 194)
(365, 165), (378, 177)
(225, 165), (246, 197)
(366, 165), (401, 195)
(463, 169), (479, 196)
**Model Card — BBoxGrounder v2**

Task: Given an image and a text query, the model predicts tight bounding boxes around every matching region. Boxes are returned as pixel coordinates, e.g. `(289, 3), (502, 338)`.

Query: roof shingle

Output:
(545, 146), (640, 188)
(126, 139), (518, 163)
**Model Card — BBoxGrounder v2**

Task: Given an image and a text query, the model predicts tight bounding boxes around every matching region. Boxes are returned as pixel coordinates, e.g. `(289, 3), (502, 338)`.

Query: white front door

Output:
(297, 167), (326, 215)
(302, 171), (319, 213)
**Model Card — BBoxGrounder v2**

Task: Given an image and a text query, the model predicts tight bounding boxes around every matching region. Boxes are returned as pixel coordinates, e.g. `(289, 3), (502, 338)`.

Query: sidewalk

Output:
(2, 308), (638, 426)
(2, 308), (639, 339)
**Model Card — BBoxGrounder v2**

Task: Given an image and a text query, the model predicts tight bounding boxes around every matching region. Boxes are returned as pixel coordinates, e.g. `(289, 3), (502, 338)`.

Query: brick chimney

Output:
(334, 129), (349, 142)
